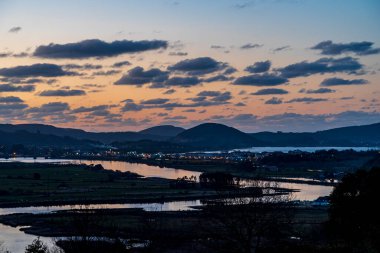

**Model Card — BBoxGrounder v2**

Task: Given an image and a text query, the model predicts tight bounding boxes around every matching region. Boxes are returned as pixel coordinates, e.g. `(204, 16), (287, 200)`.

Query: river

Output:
(0, 157), (333, 252)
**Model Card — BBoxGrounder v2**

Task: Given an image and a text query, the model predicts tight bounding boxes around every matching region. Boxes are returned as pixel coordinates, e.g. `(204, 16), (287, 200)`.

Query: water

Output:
(0, 157), (333, 201)
(231, 146), (379, 153)
(0, 224), (54, 253)
(0, 200), (202, 216)
(0, 157), (202, 179)
(0, 157), (333, 252)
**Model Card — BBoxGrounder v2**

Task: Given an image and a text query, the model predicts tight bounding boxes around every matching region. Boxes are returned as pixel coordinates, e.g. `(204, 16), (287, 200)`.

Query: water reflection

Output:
(0, 224), (53, 253)
(0, 200), (202, 216)
(0, 158), (202, 180)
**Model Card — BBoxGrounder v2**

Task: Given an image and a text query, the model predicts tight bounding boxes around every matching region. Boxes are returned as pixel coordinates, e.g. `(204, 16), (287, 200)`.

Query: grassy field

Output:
(0, 162), (223, 207)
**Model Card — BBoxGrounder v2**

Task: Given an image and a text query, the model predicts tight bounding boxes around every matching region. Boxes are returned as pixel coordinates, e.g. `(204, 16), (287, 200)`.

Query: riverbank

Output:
(2, 154), (342, 186)
(0, 162), (294, 208)
(0, 205), (329, 239)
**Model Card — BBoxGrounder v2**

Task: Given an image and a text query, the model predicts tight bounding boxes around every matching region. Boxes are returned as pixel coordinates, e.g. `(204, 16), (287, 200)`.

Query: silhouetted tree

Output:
(199, 172), (236, 189)
(329, 167), (380, 251)
(25, 237), (48, 253)
(201, 181), (294, 253)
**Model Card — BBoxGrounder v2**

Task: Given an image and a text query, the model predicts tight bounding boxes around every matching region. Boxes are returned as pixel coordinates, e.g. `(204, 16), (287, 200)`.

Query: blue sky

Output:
(0, 0), (379, 132)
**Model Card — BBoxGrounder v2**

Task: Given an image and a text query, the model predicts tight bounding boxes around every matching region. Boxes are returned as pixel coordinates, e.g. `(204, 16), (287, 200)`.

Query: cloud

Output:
(193, 91), (232, 102)
(311, 40), (380, 56)
(0, 77), (47, 84)
(164, 115), (187, 120)
(203, 74), (233, 83)
(0, 51), (29, 58)
(265, 97), (283, 104)
(223, 67), (237, 75)
(0, 84), (35, 92)
(0, 96), (24, 103)
(320, 77), (368, 86)
(25, 102), (76, 123)
(39, 89), (86, 96)
(286, 97), (328, 103)
(163, 89), (176, 94)
(112, 61), (131, 68)
(0, 52), (12, 58)
(28, 102), (70, 114)
(0, 100), (28, 117)
(240, 43), (262, 50)
(114, 67), (169, 85)
(121, 100), (144, 112)
(235, 102), (246, 106)
(183, 109), (196, 112)
(299, 88), (335, 94)
(151, 76), (201, 88)
(33, 39), (168, 59)
(251, 88), (288, 95)
(92, 70), (121, 76)
(277, 57), (363, 78)
(0, 64), (75, 77)
(121, 92), (232, 112)
(141, 98), (170, 105)
(234, 1), (253, 9)
(169, 52), (188, 56)
(233, 73), (288, 86)
(71, 105), (109, 114)
(272, 45), (291, 53)
(63, 64), (102, 70)
(168, 57), (229, 75)
(8, 26), (22, 33)
(245, 60), (271, 73)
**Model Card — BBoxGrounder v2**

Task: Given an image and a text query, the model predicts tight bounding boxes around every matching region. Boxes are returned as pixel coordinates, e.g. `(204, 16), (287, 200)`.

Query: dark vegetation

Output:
(1, 164), (379, 252)
(0, 162), (276, 208)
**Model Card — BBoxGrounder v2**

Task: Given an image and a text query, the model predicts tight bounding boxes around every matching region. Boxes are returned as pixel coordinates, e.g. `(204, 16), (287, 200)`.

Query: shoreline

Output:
(0, 156), (338, 187)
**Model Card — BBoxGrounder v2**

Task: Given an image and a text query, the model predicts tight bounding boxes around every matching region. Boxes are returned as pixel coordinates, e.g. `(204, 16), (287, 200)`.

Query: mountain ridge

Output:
(0, 122), (379, 150)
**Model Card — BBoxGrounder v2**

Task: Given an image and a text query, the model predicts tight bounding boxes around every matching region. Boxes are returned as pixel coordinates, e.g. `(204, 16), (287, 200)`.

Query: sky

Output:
(0, 0), (379, 132)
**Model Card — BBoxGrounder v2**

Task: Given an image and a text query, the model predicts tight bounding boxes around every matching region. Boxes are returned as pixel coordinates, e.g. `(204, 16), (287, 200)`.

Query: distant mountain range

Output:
(0, 122), (379, 151)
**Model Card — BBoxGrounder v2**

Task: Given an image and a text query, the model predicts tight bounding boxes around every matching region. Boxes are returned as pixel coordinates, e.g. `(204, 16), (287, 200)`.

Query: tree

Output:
(25, 238), (48, 253)
(201, 181), (294, 253)
(329, 167), (380, 251)
(199, 172), (236, 189)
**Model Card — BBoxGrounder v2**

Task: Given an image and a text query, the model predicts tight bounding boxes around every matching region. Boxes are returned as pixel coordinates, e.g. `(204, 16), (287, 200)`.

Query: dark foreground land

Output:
(0, 162), (279, 208)
(0, 205), (329, 253)
(0, 153), (379, 253)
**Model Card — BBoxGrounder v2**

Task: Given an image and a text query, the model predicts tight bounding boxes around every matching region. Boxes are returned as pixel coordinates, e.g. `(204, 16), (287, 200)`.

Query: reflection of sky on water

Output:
(0, 158), (202, 180)
(0, 157), (333, 252)
(232, 146), (379, 153)
(0, 224), (54, 253)
(0, 200), (202, 216)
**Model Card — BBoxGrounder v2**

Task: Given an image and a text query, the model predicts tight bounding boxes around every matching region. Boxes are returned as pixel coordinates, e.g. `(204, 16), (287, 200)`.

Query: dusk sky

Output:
(0, 0), (379, 132)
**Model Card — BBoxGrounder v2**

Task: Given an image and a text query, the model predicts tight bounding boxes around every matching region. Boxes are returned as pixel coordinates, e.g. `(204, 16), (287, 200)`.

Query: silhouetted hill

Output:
(1, 122), (379, 150)
(0, 124), (166, 144)
(251, 122), (380, 147)
(112, 140), (195, 153)
(315, 122), (380, 146)
(0, 130), (97, 148)
(139, 125), (185, 137)
(171, 123), (264, 149)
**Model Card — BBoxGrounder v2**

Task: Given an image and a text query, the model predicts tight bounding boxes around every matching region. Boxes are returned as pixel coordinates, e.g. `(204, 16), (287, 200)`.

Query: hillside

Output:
(0, 130), (97, 148)
(0, 124), (167, 144)
(1, 122), (379, 151)
(139, 125), (185, 137)
(171, 123), (264, 149)
(251, 122), (380, 147)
